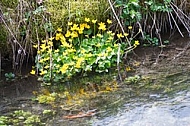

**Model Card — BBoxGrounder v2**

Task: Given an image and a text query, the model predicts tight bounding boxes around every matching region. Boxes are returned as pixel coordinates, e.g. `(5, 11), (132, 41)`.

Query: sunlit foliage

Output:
(31, 18), (140, 83)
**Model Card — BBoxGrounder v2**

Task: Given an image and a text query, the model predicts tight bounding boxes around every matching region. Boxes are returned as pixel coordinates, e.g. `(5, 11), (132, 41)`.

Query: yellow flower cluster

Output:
(75, 57), (85, 68)
(98, 22), (106, 31)
(134, 40), (140, 47)
(31, 17), (138, 83)
(65, 22), (90, 39)
(60, 64), (69, 74)
(33, 38), (54, 54)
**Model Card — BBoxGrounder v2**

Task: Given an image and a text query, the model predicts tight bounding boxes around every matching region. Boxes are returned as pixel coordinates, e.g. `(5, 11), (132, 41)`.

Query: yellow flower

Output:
(55, 33), (62, 40)
(49, 37), (54, 41)
(67, 48), (76, 53)
(104, 53), (108, 57)
(105, 86), (112, 91)
(71, 24), (79, 31)
(84, 23), (90, 29)
(79, 24), (85, 30)
(97, 34), (103, 38)
(33, 44), (38, 49)
(37, 50), (40, 54)
(126, 66), (131, 71)
(60, 35), (66, 43)
(106, 47), (112, 52)
(39, 59), (44, 63)
(134, 40), (140, 47)
(98, 53), (103, 57)
(85, 35), (89, 38)
(107, 31), (112, 34)
(65, 31), (71, 37)
(114, 44), (118, 47)
(48, 41), (53, 46)
(124, 33), (129, 37)
(75, 57), (84, 68)
(57, 28), (62, 32)
(40, 44), (46, 52)
(61, 41), (71, 48)
(39, 70), (45, 75)
(128, 26), (132, 30)
(44, 65), (50, 69)
(96, 43), (101, 47)
(75, 62), (81, 68)
(81, 49), (86, 54)
(68, 39), (72, 42)
(42, 40), (46, 43)
(68, 22), (73, 26)
(108, 36), (114, 41)
(71, 31), (78, 38)
(92, 19), (97, 24)
(107, 19), (112, 24)
(60, 64), (69, 74)
(117, 33), (124, 39)
(79, 88), (85, 94)
(86, 53), (92, 57)
(54, 49), (59, 53)
(85, 18), (90, 22)
(111, 33), (115, 36)
(30, 70), (35, 75)
(44, 57), (50, 61)
(98, 22), (106, 31)
(78, 29), (83, 34)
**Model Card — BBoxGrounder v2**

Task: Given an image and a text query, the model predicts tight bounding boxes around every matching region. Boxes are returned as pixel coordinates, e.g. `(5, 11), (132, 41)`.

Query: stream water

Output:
(90, 71), (190, 126)
(93, 91), (190, 126)
(1, 67), (190, 126)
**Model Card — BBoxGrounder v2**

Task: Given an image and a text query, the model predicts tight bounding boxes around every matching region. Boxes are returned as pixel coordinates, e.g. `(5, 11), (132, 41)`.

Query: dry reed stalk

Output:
(1, 0), (51, 74)
(107, 0), (131, 46)
(0, 51), (1, 79)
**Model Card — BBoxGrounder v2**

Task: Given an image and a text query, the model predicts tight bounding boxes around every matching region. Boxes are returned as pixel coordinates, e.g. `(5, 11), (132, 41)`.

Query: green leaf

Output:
(83, 29), (92, 35)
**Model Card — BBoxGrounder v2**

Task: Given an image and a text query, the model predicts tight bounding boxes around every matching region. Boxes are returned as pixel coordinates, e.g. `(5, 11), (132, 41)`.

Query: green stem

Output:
(94, 24), (96, 36)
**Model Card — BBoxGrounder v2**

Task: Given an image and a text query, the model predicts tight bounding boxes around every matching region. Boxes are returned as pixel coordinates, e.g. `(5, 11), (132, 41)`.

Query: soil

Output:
(128, 29), (190, 76)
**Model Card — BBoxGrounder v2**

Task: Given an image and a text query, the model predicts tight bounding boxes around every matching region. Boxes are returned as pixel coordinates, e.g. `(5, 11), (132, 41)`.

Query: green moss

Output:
(1, 0), (18, 8)
(45, 0), (110, 30)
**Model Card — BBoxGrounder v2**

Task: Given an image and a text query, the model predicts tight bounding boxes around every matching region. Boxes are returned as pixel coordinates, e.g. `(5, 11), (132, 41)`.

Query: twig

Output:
(117, 43), (122, 82)
(0, 6), (26, 55)
(170, 3), (190, 34)
(107, 0), (131, 46)
(0, 51), (1, 79)
(170, 2), (190, 21)
(168, 11), (184, 37)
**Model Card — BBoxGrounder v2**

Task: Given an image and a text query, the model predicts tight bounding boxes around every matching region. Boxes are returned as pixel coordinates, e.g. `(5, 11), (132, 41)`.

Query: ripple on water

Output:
(93, 91), (190, 126)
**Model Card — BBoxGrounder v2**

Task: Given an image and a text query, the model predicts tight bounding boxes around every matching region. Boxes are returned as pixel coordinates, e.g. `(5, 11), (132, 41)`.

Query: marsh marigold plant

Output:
(31, 18), (140, 83)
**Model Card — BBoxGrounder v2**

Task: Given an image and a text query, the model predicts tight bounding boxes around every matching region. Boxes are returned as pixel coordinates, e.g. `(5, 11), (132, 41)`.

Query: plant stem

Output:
(117, 43), (122, 82)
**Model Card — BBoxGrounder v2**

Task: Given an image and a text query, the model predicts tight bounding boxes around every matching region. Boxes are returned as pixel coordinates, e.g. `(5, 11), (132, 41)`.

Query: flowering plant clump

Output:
(31, 18), (140, 83)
